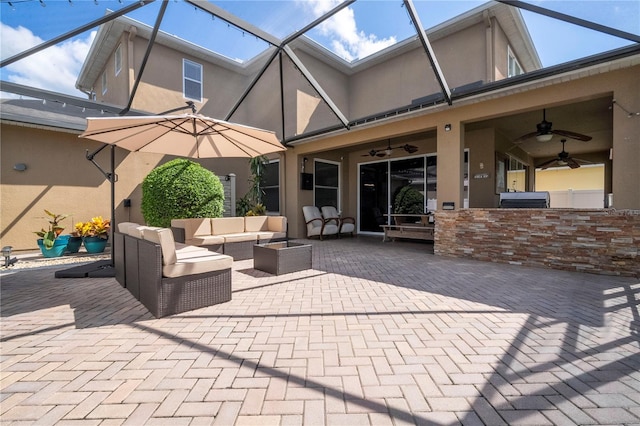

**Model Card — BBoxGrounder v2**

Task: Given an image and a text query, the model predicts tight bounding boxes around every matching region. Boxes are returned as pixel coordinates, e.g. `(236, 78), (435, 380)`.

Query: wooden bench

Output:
(381, 224), (434, 242)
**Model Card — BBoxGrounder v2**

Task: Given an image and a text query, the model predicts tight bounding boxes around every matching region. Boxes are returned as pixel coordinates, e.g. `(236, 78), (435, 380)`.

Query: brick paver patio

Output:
(1, 237), (639, 425)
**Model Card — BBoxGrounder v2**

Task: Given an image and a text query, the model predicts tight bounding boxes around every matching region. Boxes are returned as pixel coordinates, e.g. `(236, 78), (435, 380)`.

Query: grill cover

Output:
(500, 192), (550, 208)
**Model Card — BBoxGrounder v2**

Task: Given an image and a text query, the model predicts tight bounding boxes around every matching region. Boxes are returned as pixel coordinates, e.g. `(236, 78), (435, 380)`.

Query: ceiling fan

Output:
(536, 139), (591, 170)
(362, 140), (418, 157)
(514, 109), (593, 143)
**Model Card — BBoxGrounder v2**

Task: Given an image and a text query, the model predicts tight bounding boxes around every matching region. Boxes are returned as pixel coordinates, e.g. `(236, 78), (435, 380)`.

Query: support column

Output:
(436, 121), (465, 210)
(611, 88), (640, 209)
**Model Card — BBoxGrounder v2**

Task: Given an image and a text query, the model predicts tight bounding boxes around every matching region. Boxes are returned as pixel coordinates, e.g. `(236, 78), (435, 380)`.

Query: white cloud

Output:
(1, 23), (95, 97)
(300, 0), (397, 62)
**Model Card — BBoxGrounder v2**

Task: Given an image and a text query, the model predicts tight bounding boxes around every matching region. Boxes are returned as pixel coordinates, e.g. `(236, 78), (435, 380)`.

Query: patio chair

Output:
(321, 206), (355, 237)
(302, 206), (338, 240)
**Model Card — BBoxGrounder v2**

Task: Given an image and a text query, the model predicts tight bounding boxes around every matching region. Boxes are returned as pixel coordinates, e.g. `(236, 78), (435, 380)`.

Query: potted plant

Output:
(34, 210), (70, 258)
(77, 216), (111, 253)
(66, 222), (85, 254)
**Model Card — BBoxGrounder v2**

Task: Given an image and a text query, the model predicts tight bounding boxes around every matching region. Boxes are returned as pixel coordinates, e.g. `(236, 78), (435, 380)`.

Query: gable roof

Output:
(76, 2), (540, 92)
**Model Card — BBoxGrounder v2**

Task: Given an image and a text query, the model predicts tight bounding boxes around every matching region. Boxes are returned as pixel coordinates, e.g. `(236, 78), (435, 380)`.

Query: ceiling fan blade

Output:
(537, 158), (557, 169)
(566, 158), (581, 169)
(402, 144), (418, 153)
(552, 129), (592, 141)
(514, 131), (538, 143)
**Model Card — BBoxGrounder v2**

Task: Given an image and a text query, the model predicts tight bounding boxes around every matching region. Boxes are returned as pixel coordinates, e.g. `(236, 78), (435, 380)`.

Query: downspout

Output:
(127, 26), (137, 98)
(483, 10), (494, 83)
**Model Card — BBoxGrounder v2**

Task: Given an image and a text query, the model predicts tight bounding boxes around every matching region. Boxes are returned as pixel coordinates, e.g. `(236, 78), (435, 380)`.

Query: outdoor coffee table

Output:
(253, 241), (312, 275)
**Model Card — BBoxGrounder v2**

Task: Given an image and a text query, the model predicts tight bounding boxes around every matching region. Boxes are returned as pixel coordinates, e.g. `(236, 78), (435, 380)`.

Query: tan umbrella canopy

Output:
(79, 113), (285, 158)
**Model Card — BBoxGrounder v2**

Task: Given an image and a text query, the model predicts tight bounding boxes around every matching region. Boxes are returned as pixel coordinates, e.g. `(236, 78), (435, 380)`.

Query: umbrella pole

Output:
(55, 145), (116, 278)
(110, 145), (116, 268)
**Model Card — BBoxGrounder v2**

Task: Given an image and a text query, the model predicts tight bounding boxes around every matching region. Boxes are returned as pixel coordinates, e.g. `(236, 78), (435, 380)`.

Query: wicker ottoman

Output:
(253, 241), (312, 275)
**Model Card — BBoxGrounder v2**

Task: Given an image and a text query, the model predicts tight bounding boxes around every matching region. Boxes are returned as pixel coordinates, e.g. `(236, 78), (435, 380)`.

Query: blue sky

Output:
(1, 0), (638, 97)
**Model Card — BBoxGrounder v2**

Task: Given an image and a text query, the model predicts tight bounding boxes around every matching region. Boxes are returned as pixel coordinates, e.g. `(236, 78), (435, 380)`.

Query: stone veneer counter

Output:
(434, 208), (639, 277)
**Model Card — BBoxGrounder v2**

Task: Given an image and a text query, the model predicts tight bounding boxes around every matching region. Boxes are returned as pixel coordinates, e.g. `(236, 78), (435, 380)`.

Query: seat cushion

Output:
(322, 223), (339, 235)
(175, 242), (211, 258)
(189, 235), (225, 246)
(222, 232), (259, 243)
(163, 253), (233, 278)
(340, 223), (355, 233)
(256, 231), (287, 241)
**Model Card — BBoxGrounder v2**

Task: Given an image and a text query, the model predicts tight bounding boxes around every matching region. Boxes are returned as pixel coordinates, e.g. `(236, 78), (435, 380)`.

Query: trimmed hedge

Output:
(141, 158), (224, 227)
(393, 185), (424, 215)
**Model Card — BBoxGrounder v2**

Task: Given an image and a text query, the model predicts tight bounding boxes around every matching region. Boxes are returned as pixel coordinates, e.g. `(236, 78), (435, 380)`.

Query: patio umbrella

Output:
(68, 114), (285, 278)
(79, 113), (285, 158)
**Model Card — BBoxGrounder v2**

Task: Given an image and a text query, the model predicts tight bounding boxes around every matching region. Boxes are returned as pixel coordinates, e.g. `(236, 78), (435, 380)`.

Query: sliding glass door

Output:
(359, 162), (389, 233)
(358, 155), (439, 234)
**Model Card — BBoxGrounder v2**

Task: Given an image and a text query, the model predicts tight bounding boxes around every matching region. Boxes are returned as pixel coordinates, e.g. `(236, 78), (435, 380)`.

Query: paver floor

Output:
(1, 237), (639, 425)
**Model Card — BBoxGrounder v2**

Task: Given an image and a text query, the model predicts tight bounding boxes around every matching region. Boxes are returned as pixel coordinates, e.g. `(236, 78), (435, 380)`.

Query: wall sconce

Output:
(2, 246), (17, 268)
(444, 124), (452, 132)
(302, 157), (308, 173)
(13, 163), (27, 171)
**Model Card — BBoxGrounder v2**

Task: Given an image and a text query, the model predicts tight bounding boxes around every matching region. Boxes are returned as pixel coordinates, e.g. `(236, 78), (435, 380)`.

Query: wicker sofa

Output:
(115, 222), (233, 318)
(171, 216), (287, 260)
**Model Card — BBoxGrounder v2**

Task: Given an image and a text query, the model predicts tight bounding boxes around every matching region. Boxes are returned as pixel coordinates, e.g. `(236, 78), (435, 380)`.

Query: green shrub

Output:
(393, 185), (424, 215)
(141, 158), (224, 227)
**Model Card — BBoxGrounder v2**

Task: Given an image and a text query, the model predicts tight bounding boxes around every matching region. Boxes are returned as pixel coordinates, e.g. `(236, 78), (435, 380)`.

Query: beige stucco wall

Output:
(283, 65), (640, 238)
(0, 124), (256, 251)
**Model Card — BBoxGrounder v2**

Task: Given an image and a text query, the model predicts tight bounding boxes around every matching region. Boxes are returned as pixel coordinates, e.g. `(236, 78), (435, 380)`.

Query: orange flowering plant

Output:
(72, 216), (111, 239)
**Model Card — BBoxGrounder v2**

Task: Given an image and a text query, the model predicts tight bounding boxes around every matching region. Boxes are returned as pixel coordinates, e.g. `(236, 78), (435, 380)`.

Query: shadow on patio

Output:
(1, 236), (639, 424)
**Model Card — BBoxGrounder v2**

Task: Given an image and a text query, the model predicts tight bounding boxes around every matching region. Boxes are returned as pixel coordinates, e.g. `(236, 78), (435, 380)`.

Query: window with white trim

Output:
(183, 59), (202, 102)
(115, 44), (122, 76)
(262, 160), (280, 213)
(507, 47), (523, 78)
(314, 160), (340, 209)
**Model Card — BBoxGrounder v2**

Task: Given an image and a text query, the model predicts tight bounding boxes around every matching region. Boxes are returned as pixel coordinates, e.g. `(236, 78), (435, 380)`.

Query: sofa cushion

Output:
(256, 231), (287, 241)
(244, 216), (268, 232)
(128, 225), (161, 238)
(142, 228), (177, 266)
(211, 217), (245, 235)
(268, 216), (287, 233)
(163, 253), (233, 278)
(117, 222), (139, 233)
(222, 232), (259, 243)
(187, 218), (213, 237)
(190, 235), (225, 246)
(175, 242), (211, 258)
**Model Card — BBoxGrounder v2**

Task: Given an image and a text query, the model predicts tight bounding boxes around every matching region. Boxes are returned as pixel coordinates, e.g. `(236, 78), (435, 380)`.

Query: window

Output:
(262, 160), (280, 213)
(114, 44), (122, 76)
(508, 47), (523, 77)
(101, 72), (107, 95)
(507, 155), (528, 192)
(314, 160), (340, 209)
(183, 59), (202, 102)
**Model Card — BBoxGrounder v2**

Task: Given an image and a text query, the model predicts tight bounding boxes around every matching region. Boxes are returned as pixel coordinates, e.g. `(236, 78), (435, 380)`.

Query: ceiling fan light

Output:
(385, 148), (393, 156)
(536, 134), (553, 142)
